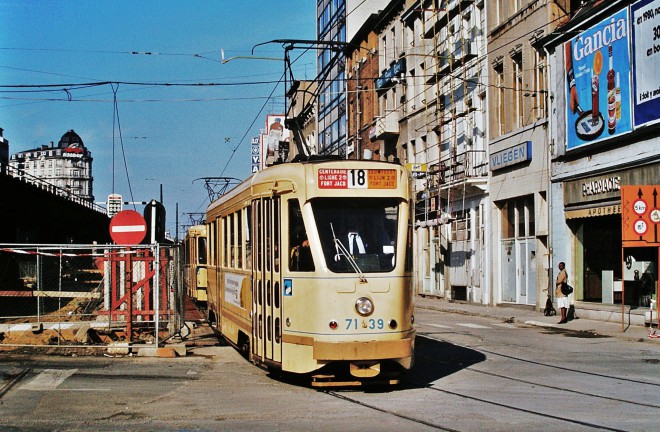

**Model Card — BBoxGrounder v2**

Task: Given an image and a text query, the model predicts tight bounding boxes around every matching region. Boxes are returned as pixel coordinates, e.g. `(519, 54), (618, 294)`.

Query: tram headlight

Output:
(355, 297), (374, 317)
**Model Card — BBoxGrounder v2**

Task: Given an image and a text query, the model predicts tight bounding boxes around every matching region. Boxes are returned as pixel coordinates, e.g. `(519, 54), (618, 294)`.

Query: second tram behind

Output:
(183, 225), (208, 302)
(204, 159), (414, 386)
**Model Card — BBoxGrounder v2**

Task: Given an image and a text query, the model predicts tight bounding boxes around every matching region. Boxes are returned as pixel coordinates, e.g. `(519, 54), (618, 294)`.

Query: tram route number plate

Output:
(318, 168), (397, 189)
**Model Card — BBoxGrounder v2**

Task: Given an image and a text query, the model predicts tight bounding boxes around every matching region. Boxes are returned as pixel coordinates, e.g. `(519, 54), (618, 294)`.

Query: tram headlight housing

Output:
(355, 297), (374, 316)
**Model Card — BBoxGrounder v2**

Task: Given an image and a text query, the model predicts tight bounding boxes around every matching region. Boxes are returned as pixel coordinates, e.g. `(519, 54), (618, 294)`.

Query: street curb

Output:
(415, 303), (658, 343)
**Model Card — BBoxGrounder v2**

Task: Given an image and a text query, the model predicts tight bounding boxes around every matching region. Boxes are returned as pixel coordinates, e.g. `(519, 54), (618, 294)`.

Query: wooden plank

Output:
(33, 291), (101, 299)
(0, 291), (34, 297)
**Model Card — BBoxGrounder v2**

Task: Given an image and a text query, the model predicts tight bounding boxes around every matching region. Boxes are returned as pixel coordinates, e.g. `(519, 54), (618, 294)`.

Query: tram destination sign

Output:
(318, 168), (397, 189)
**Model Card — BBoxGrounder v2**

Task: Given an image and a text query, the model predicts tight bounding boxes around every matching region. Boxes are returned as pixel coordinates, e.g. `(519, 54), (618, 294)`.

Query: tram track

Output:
(321, 365), (633, 432)
(0, 367), (30, 399)
(318, 330), (659, 432)
(323, 389), (460, 432)
(414, 338), (660, 406)
(416, 318), (660, 387)
(323, 377), (632, 432)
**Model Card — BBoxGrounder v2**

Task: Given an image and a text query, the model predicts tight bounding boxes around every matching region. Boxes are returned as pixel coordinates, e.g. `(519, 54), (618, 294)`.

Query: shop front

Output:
(563, 163), (659, 306)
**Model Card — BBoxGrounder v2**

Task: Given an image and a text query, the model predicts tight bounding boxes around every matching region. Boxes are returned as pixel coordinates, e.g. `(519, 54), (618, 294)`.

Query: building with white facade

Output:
(400, 0), (489, 302)
(9, 130), (94, 203)
(485, 1), (569, 309)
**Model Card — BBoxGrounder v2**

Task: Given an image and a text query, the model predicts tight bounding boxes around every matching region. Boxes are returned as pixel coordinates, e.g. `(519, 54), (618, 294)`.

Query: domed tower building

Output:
(9, 129), (94, 203)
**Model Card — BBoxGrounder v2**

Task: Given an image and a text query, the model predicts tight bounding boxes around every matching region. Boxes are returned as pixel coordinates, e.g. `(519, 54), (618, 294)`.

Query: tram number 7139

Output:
(345, 318), (385, 330)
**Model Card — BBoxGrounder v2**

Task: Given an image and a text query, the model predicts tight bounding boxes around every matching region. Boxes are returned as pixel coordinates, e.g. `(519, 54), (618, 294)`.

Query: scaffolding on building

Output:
(415, 0), (488, 300)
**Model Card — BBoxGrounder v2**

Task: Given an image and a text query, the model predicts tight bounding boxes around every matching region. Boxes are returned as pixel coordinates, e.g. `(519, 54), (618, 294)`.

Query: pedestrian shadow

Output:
(401, 334), (486, 389)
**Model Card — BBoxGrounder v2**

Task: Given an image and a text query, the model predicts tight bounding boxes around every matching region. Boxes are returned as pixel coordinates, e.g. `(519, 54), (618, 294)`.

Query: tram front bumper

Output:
(312, 337), (413, 361)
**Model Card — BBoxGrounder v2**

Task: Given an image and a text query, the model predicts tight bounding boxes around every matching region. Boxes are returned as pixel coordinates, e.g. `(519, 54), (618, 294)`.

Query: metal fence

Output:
(0, 244), (184, 350)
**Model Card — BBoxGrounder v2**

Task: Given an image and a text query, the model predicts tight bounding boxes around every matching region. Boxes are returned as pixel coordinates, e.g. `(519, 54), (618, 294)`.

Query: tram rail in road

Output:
(0, 367), (30, 399)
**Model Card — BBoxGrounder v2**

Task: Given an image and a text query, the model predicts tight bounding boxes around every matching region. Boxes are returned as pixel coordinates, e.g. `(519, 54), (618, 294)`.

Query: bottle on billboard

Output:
(615, 72), (621, 120)
(607, 45), (616, 134)
(591, 70), (599, 126)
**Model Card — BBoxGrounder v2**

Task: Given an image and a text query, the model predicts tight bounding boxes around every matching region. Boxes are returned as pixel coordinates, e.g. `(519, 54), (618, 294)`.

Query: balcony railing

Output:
(1, 162), (106, 215)
(438, 150), (488, 184)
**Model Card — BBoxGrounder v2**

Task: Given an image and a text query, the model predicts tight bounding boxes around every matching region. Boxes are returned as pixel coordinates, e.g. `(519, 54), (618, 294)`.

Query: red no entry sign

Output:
(109, 210), (147, 245)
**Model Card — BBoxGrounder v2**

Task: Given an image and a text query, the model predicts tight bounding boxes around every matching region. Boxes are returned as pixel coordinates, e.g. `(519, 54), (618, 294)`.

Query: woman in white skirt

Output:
(555, 261), (569, 324)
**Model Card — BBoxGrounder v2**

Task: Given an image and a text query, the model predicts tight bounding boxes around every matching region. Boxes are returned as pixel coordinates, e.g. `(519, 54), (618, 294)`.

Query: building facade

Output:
(0, 128), (8, 175)
(345, 0), (392, 161)
(399, 0), (489, 302)
(313, 0), (659, 316)
(485, 1), (570, 308)
(543, 0), (660, 310)
(9, 129), (94, 203)
(317, 0), (348, 157)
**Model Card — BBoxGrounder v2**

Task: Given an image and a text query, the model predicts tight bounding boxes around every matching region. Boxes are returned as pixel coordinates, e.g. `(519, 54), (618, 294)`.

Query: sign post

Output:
(621, 185), (660, 332)
(109, 210), (147, 245)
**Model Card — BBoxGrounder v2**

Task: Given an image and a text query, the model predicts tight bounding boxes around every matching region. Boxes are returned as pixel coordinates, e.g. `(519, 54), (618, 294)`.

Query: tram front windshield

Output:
(311, 198), (399, 273)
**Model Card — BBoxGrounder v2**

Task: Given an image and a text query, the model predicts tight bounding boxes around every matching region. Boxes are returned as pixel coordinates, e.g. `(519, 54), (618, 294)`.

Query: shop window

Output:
(501, 195), (534, 239)
(502, 201), (515, 239)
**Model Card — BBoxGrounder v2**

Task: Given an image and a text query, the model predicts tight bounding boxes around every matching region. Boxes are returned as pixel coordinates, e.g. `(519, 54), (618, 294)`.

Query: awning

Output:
(564, 202), (621, 219)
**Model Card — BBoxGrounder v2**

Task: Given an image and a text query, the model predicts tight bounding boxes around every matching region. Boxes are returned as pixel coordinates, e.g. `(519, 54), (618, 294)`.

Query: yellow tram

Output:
(183, 225), (208, 302)
(205, 159), (415, 386)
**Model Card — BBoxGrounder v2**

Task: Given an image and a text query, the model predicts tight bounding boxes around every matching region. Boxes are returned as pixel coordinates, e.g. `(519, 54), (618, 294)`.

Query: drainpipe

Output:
(544, 44), (554, 302)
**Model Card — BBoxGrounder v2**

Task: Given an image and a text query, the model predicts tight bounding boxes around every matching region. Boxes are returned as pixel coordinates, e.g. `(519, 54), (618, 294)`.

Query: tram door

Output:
(251, 197), (282, 365)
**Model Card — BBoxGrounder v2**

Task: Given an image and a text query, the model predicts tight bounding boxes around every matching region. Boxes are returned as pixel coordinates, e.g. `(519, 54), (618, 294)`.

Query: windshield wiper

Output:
(330, 223), (367, 282)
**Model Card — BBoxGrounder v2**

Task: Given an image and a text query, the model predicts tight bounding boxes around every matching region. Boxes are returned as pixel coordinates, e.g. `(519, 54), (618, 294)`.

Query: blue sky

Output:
(0, 1), (316, 237)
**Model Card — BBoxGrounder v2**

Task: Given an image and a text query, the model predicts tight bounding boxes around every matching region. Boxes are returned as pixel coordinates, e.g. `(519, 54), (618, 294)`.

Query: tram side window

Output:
(245, 205), (252, 270)
(265, 199), (271, 272)
(289, 199), (314, 272)
(230, 213), (236, 268)
(274, 197), (280, 273)
(237, 209), (243, 268)
(197, 236), (207, 265)
(209, 221), (216, 266)
(255, 200), (262, 272)
(222, 218), (228, 268)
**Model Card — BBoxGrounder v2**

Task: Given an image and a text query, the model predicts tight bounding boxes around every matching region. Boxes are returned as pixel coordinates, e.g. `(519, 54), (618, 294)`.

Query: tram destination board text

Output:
(318, 168), (397, 189)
